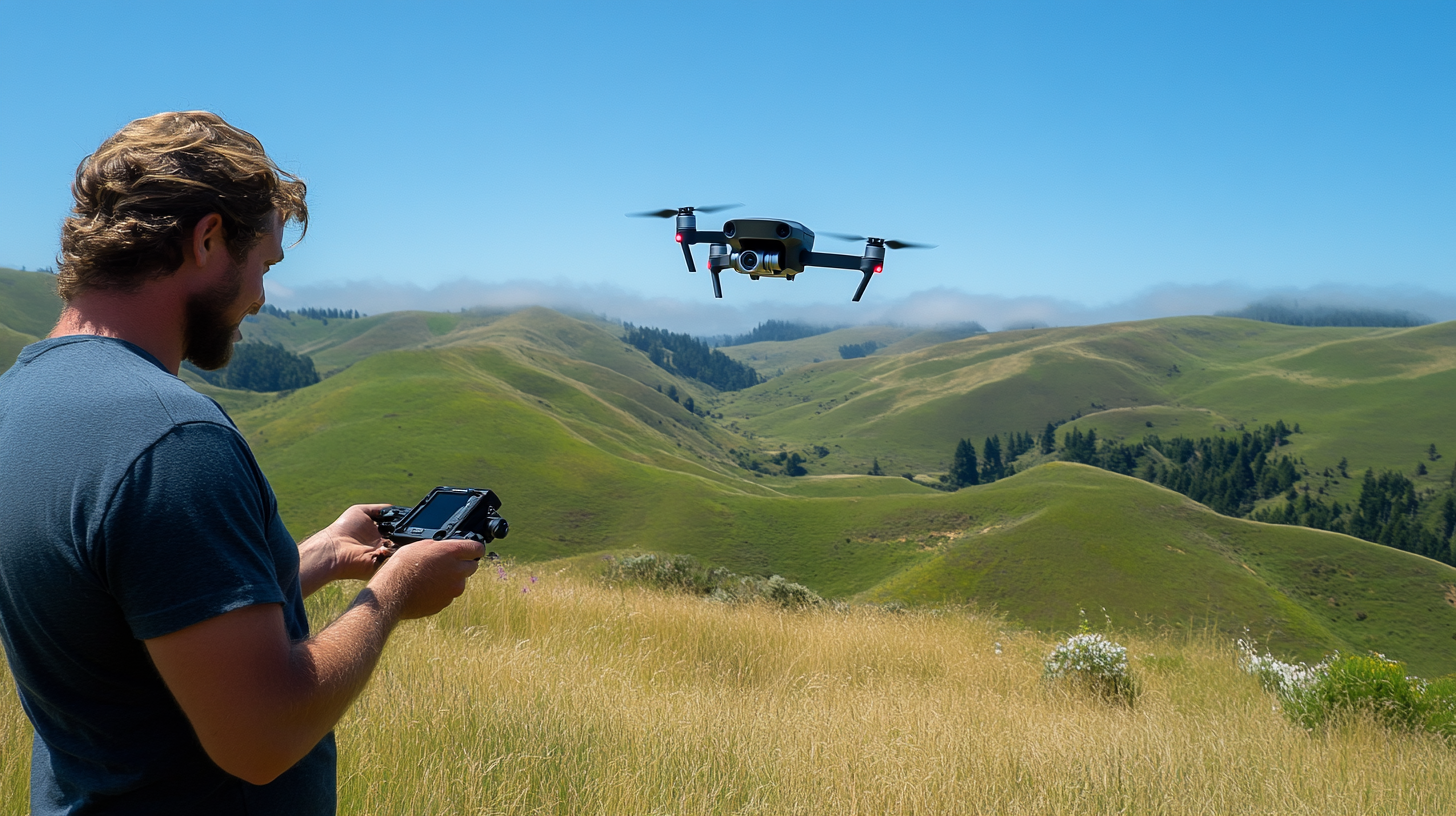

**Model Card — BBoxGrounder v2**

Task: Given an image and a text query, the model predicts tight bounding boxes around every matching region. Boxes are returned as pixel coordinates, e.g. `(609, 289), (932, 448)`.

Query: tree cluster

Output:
(947, 430), (1044, 488)
(185, 342), (320, 392)
(257, 304), (364, 322)
(1251, 470), (1455, 563)
(1046, 418), (1455, 565)
(1133, 422), (1299, 516)
(838, 340), (880, 360)
(710, 319), (836, 347)
(1215, 300), (1429, 328)
(731, 445), (827, 477)
(625, 324), (762, 391)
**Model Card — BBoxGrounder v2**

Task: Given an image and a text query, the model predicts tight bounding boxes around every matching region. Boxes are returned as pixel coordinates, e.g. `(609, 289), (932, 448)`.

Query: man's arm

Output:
(144, 536), (483, 785)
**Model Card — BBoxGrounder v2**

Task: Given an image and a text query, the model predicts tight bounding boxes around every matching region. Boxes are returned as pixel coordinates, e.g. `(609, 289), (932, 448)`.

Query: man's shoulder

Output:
(4, 335), (233, 430)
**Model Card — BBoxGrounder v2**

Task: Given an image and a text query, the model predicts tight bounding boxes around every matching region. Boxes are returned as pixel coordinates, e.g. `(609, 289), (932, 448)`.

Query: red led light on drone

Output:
(874, 265), (883, 274)
(674, 233), (683, 243)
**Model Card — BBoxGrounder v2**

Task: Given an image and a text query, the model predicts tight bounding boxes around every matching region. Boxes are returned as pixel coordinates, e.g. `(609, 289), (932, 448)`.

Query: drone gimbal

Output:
(629, 204), (933, 302)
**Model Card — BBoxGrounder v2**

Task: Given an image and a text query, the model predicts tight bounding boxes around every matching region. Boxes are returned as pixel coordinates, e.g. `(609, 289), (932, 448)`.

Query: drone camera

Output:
(732, 249), (782, 275)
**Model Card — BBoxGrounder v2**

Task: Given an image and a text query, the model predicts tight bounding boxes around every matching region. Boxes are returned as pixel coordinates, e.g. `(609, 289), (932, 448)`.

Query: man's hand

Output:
(298, 504), (394, 596)
(366, 537), (485, 620)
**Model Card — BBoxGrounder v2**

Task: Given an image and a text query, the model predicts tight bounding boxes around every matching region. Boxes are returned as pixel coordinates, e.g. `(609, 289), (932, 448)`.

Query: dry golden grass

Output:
(5, 565), (1456, 814)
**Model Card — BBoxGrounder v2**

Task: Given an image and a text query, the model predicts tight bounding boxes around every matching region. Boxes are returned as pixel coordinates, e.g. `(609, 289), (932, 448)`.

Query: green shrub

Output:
(603, 553), (728, 595)
(1240, 642), (1456, 739)
(603, 553), (823, 609)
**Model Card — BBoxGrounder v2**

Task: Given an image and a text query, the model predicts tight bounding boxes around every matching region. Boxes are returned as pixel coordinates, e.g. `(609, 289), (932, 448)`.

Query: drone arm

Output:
(681, 230), (726, 245)
(802, 251), (881, 302)
(801, 251), (862, 270)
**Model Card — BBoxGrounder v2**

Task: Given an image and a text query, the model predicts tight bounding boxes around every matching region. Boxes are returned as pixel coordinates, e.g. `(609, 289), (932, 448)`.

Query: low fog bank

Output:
(262, 278), (1456, 336)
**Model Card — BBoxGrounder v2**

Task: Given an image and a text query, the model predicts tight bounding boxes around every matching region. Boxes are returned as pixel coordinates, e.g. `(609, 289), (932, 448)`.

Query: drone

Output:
(628, 204), (934, 301)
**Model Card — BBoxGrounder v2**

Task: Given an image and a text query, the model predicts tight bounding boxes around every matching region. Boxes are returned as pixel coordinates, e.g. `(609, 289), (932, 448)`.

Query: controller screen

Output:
(410, 492), (472, 530)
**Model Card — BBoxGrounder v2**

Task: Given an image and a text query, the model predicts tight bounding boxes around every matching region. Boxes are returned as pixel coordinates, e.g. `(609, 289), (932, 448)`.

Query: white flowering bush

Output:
(1238, 639), (1323, 697)
(1043, 632), (1137, 704)
(1238, 640), (1456, 739)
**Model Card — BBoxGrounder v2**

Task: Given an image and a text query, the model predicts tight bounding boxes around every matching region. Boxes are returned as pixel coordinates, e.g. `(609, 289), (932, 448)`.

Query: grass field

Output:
(8, 571), (1454, 814)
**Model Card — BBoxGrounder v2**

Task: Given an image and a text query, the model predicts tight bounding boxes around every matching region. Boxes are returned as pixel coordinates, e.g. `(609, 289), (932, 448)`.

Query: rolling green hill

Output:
(714, 318), (1456, 501)
(4, 268), (1454, 673)
(217, 310), (1456, 676)
(0, 268), (62, 366)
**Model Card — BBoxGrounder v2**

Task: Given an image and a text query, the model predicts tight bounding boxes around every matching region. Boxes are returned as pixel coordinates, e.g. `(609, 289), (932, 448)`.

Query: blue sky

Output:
(2, 1), (1452, 333)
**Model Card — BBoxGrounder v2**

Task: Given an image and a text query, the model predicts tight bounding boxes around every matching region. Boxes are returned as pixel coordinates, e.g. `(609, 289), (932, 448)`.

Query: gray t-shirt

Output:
(0, 336), (335, 815)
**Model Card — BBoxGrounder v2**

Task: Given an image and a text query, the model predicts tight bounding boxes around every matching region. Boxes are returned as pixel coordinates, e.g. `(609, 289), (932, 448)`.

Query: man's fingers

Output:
(435, 537), (485, 561)
(354, 503), (393, 520)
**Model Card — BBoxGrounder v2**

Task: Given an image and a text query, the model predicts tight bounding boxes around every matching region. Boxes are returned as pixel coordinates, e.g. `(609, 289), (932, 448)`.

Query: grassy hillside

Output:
(0, 268), (62, 366)
(714, 317), (1456, 498)
(716, 325), (919, 373)
(230, 316), (1456, 675)
(0, 268), (61, 339)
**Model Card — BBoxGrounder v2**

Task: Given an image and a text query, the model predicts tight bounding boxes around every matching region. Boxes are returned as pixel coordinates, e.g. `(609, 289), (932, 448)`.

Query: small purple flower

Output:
(530, 575), (538, 584)
(522, 586), (529, 594)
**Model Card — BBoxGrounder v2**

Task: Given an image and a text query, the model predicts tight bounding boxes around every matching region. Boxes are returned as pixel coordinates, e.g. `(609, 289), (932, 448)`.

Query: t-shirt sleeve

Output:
(97, 422), (289, 640)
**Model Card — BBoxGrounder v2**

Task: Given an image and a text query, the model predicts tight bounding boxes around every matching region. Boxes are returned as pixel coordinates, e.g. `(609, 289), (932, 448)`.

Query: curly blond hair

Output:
(57, 111), (308, 300)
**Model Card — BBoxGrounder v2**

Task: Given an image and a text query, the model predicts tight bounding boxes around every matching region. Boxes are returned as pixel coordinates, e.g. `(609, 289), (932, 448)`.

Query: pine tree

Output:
(981, 436), (1004, 482)
(950, 439), (979, 487)
(1040, 422), (1056, 455)
(869, 458), (883, 476)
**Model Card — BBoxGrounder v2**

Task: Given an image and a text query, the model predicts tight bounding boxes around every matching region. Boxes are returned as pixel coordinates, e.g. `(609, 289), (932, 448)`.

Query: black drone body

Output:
(629, 205), (932, 302)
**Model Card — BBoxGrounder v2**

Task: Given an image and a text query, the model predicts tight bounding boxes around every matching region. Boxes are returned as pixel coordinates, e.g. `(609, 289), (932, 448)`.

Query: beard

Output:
(182, 259), (246, 371)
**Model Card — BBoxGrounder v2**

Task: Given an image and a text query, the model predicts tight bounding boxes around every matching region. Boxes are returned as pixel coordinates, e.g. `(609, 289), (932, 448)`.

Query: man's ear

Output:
(188, 213), (227, 270)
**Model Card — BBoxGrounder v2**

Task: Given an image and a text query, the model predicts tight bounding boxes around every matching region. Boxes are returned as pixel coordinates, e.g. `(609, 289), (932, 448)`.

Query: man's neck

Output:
(50, 285), (189, 375)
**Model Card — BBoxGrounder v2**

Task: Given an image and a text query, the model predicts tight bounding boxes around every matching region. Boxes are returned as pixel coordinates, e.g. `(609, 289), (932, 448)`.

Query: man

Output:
(0, 111), (484, 814)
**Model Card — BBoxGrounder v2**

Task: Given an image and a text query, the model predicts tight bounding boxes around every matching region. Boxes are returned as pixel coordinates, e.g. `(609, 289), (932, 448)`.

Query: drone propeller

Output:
(626, 203), (743, 218)
(824, 232), (937, 250)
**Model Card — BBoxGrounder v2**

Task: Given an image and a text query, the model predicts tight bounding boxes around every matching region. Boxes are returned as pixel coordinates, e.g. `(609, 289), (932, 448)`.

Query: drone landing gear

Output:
(852, 270), (875, 302)
(680, 240), (696, 273)
(710, 269), (723, 299)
